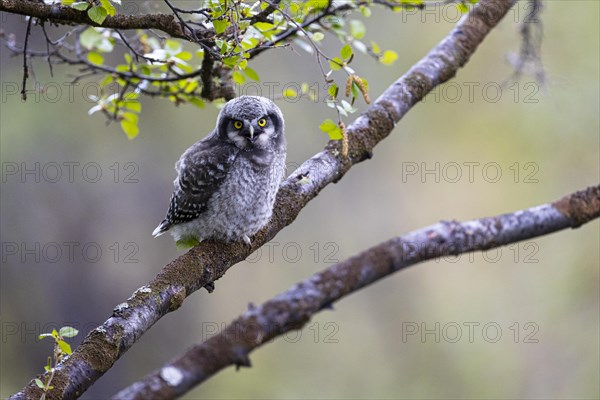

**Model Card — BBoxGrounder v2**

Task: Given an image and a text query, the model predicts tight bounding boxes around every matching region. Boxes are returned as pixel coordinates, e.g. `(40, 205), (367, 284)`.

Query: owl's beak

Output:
(241, 123), (257, 142)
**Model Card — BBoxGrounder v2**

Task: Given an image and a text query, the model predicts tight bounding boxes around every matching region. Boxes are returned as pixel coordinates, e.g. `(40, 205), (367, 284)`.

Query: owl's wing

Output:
(152, 136), (239, 236)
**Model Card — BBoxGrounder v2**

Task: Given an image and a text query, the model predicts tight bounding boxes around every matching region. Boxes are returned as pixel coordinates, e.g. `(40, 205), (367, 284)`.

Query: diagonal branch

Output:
(8, 0), (518, 399)
(112, 185), (600, 399)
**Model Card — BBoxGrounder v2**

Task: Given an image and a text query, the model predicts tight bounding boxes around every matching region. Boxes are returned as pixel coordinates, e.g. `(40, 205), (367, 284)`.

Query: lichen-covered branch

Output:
(0, 0), (189, 39)
(112, 185), (600, 399)
(8, 0), (518, 398)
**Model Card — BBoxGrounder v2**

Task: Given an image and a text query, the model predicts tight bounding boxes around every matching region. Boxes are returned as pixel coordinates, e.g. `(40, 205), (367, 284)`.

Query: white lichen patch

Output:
(137, 286), (152, 294)
(114, 302), (129, 312)
(160, 366), (184, 387)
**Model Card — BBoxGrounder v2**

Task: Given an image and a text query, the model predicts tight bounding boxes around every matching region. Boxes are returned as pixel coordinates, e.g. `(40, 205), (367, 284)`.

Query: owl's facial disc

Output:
(227, 115), (273, 148)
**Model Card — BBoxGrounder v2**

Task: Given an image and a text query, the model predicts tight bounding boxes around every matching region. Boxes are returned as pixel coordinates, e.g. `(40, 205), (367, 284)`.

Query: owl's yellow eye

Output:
(257, 117), (267, 127)
(233, 120), (243, 130)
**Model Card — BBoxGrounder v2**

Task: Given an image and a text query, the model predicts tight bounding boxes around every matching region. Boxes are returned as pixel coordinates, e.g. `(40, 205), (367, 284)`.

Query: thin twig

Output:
(40, 22), (54, 77)
(21, 17), (33, 101)
(115, 29), (162, 64)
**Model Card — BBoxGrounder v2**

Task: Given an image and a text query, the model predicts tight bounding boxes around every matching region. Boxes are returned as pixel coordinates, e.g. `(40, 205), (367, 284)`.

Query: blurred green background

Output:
(1, 1), (598, 399)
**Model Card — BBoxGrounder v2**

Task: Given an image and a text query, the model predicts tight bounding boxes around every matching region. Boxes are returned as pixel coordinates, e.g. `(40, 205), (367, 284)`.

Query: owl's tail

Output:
(152, 220), (171, 237)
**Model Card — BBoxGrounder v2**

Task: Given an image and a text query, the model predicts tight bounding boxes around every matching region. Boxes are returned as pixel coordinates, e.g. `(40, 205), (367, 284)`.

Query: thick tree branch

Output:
(9, 0), (519, 398)
(0, 0), (189, 39)
(112, 185), (600, 399)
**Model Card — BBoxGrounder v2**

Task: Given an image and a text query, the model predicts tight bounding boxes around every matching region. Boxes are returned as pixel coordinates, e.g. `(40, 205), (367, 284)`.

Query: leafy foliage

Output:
(20, 0), (412, 138)
(36, 326), (79, 398)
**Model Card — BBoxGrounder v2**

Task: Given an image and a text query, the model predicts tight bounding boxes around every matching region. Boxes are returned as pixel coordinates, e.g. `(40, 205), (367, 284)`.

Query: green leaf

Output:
(240, 37), (259, 51)
(87, 52), (104, 65)
(254, 22), (275, 31)
(176, 51), (192, 61)
(35, 379), (45, 389)
(176, 237), (200, 250)
(371, 41), (381, 55)
(282, 88), (298, 98)
(319, 119), (337, 131)
(232, 70), (246, 84)
(189, 97), (205, 108)
(165, 39), (182, 53)
(123, 100), (141, 112)
(80, 27), (103, 50)
(328, 128), (343, 140)
(51, 329), (59, 338)
(349, 20), (366, 39)
(319, 118), (341, 140)
(456, 2), (469, 13)
(312, 32), (325, 42)
(351, 81), (360, 99)
(213, 19), (228, 34)
(222, 56), (240, 68)
(360, 5), (372, 17)
(329, 57), (344, 71)
(289, 1), (302, 17)
(244, 67), (260, 81)
(183, 80), (199, 93)
(328, 83), (338, 99)
(59, 326), (79, 338)
(340, 44), (353, 60)
(122, 91), (139, 100)
(99, 0), (116, 16)
(58, 340), (72, 355)
(88, 6), (108, 24)
(71, 2), (89, 11)
(305, 0), (328, 12)
(120, 120), (139, 139)
(380, 50), (398, 66)
(121, 111), (138, 124)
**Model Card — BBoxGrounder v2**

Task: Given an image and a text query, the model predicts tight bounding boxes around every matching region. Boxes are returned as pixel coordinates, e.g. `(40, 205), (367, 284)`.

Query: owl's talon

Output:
(243, 235), (252, 246)
(203, 281), (215, 293)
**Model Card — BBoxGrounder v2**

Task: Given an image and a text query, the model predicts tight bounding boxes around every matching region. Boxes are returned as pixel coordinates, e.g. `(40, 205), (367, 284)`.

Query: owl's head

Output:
(216, 96), (285, 151)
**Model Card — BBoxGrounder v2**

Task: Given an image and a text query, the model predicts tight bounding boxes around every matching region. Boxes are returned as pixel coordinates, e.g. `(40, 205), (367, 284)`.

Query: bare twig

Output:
(20, 17), (33, 100)
(39, 23), (55, 77)
(114, 30), (163, 64)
